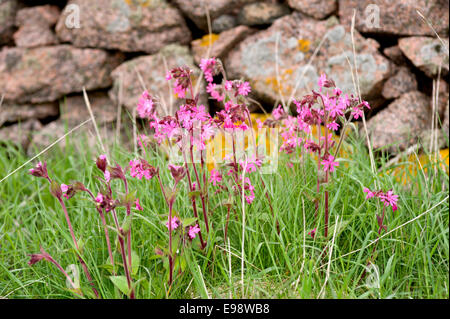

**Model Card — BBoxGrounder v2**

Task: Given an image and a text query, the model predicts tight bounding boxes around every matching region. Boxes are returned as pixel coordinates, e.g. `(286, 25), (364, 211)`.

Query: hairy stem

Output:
(57, 197), (99, 298)
(98, 208), (115, 275)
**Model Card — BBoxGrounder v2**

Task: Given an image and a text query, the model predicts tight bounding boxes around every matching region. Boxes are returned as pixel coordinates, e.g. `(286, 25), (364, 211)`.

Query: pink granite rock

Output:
(381, 67), (417, 99)
(225, 14), (391, 105)
(238, 2), (290, 26)
(60, 92), (118, 126)
(13, 4), (60, 47)
(339, 0), (449, 36)
(287, 0), (336, 20)
(398, 36), (449, 77)
(0, 119), (42, 150)
(0, 45), (124, 104)
(383, 45), (408, 66)
(15, 4), (60, 27)
(13, 24), (58, 47)
(0, 0), (19, 45)
(109, 44), (207, 116)
(172, 0), (257, 30)
(56, 0), (191, 54)
(0, 102), (58, 127)
(191, 25), (254, 64)
(367, 91), (431, 154)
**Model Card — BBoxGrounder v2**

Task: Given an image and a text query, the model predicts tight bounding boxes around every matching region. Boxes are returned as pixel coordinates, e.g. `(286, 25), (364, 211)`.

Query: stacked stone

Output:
(0, 0), (448, 155)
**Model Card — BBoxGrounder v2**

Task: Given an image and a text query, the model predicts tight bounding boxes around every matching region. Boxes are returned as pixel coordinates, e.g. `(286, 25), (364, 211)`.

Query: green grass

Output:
(0, 128), (448, 299)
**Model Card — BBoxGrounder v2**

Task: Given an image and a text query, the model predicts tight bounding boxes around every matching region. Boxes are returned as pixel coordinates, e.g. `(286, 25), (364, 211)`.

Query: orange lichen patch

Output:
(297, 39), (310, 53)
(265, 69), (294, 98)
(204, 115), (278, 171)
(385, 149), (449, 184)
(124, 0), (152, 7)
(199, 34), (220, 47)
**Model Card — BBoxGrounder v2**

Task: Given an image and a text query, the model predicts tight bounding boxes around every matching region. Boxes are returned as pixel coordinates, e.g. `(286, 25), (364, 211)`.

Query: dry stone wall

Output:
(0, 0), (448, 155)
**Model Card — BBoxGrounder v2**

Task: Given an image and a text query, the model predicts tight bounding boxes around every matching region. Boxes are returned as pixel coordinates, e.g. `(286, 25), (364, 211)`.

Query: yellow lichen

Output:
(297, 39), (310, 53)
(124, 0), (152, 7)
(264, 68), (294, 97)
(199, 34), (220, 47)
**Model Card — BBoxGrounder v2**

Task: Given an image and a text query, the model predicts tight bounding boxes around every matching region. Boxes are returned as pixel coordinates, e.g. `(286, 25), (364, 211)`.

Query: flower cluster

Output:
(363, 187), (399, 212)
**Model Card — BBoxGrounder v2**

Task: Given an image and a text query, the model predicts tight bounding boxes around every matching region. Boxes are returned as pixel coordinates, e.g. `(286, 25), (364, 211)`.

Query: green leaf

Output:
(188, 190), (202, 199)
(99, 263), (114, 274)
(182, 217), (198, 227)
(50, 180), (62, 198)
(109, 276), (129, 296)
(77, 237), (85, 254)
(131, 250), (140, 276)
(121, 213), (133, 234)
(172, 236), (180, 256)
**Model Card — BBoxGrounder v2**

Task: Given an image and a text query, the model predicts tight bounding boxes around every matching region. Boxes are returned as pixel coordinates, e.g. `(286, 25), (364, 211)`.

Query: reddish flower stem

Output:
(315, 122), (321, 219)
(45, 252), (79, 292)
(183, 159), (207, 249)
(189, 132), (209, 233)
(117, 229), (135, 299)
(168, 201), (174, 286)
(123, 179), (132, 273)
(57, 197), (99, 298)
(369, 205), (387, 262)
(324, 117), (330, 239)
(98, 208), (115, 275)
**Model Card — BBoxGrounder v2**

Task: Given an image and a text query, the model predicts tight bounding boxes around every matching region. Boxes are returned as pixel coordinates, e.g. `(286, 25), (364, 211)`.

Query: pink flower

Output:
(239, 155), (263, 173)
(188, 224), (201, 239)
(237, 82), (251, 96)
(135, 198), (143, 211)
(256, 119), (264, 129)
(166, 216), (180, 231)
(245, 192), (255, 204)
(137, 91), (154, 119)
(224, 80), (233, 91)
(95, 193), (104, 203)
(363, 188), (399, 212)
(168, 164), (186, 182)
(333, 88), (342, 95)
(174, 82), (187, 98)
(272, 104), (284, 120)
(28, 247), (52, 266)
(321, 155), (339, 172)
(327, 121), (340, 131)
(96, 154), (107, 172)
(209, 169), (222, 186)
(351, 107), (364, 120)
(243, 177), (255, 204)
(308, 228), (316, 239)
(129, 159), (157, 180)
(29, 162), (48, 179)
(318, 73), (327, 89)
(363, 187), (376, 199)
(199, 58), (216, 83)
(325, 96), (345, 118)
(104, 170), (111, 183)
(380, 190), (399, 211)
(206, 83), (225, 101)
(60, 184), (71, 199)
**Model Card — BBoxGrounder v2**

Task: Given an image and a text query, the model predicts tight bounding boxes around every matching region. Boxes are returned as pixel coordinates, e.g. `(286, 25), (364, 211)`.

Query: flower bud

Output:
(95, 154), (108, 173)
(29, 162), (48, 179)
